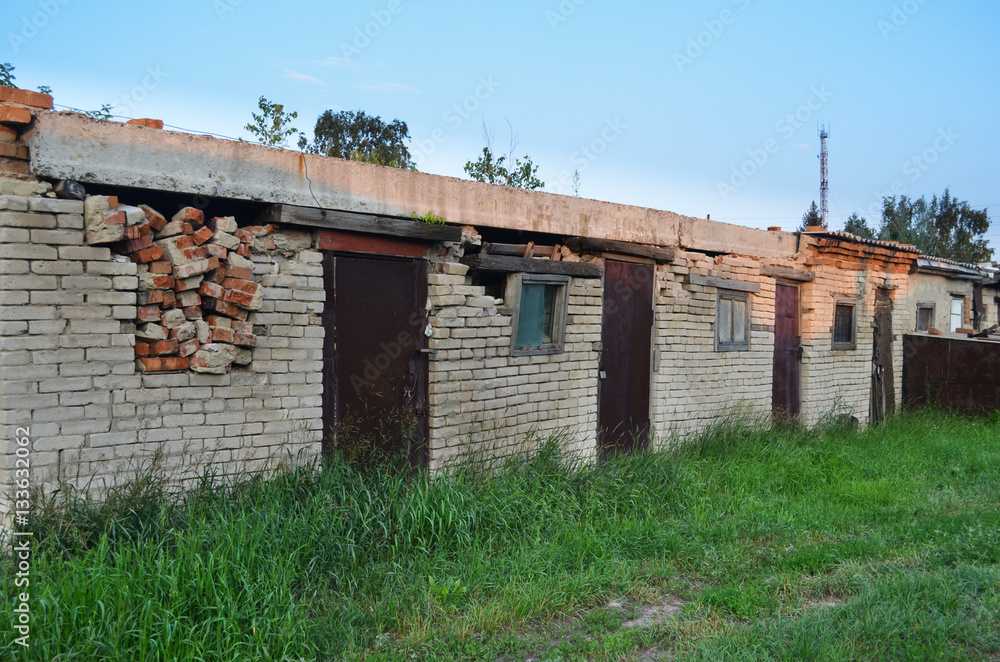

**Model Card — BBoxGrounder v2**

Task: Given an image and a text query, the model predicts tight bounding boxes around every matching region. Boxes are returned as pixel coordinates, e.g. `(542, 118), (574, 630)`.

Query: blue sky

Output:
(5, 0), (999, 256)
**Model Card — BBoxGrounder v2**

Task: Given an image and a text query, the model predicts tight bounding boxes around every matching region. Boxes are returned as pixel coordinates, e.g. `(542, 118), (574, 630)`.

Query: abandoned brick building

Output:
(1, 90), (997, 517)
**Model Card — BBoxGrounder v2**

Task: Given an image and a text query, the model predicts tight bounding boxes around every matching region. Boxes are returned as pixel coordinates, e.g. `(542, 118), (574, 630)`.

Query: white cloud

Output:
(284, 69), (325, 85)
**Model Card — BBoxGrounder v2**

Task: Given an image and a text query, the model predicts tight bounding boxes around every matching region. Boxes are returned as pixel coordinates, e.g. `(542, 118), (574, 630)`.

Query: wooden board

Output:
(462, 253), (601, 278)
(318, 229), (429, 258)
(761, 265), (816, 282)
(267, 204), (462, 242)
(689, 274), (761, 293)
(482, 242), (559, 257)
(564, 237), (675, 262)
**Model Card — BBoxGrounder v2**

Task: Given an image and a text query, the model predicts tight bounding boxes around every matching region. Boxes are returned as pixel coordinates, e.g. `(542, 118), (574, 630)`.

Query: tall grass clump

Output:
(2, 408), (999, 661)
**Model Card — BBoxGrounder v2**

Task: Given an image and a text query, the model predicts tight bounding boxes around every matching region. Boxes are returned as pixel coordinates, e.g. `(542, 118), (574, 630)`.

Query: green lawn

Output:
(3, 410), (1000, 661)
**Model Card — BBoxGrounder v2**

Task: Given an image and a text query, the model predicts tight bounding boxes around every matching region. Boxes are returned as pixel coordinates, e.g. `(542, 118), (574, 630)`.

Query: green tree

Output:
(464, 146), (544, 190)
(876, 190), (991, 263)
(301, 110), (415, 169)
(798, 201), (824, 231)
(245, 96), (300, 147)
(878, 195), (929, 247)
(464, 123), (543, 190)
(926, 189), (992, 263)
(843, 212), (875, 238)
(0, 63), (14, 88)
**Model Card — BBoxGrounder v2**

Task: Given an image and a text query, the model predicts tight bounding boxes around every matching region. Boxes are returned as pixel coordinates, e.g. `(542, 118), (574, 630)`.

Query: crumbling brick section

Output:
(84, 196), (269, 374)
(0, 86), (54, 175)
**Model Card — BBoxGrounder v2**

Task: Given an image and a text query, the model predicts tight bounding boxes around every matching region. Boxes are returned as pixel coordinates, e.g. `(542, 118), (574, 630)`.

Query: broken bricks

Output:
(85, 198), (266, 373)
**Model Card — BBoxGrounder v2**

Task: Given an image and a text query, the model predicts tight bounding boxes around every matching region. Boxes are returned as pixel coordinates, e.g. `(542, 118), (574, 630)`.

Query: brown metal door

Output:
(322, 253), (429, 468)
(870, 290), (895, 423)
(772, 283), (801, 418)
(598, 260), (654, 459)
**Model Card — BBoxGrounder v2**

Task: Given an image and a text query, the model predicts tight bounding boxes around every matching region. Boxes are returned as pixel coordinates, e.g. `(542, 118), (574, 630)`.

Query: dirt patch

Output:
(621, 596), (685, 629)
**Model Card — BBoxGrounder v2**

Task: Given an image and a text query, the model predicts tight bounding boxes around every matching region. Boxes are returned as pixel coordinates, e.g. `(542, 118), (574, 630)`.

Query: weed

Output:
(1, 410), (998, 660)
(411, 211), (446, 225)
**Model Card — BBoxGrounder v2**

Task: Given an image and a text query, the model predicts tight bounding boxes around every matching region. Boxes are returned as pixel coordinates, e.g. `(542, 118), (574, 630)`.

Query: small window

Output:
(950, 298), (964, 332)
(508, 274), (569, 356)
(916, 304), (935, 332)
(716, 291), (750, 351)
(832, 301), (856, 349)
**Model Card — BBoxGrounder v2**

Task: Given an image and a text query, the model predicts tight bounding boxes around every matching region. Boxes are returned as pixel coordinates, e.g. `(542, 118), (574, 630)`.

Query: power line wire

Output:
(52, 103), (246, 142)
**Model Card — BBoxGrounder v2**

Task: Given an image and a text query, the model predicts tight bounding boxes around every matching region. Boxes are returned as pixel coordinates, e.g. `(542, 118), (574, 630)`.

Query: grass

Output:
(2, 409), (1000, 660)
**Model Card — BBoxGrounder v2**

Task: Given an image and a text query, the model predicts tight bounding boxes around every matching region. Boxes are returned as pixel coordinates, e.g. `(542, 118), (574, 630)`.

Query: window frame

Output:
(507, 273), (570, 357)
(949, 297), (964, 333)
(715, 289), (751, 352)
(915, 302), (935, 332)
(832, 300), (857, 350)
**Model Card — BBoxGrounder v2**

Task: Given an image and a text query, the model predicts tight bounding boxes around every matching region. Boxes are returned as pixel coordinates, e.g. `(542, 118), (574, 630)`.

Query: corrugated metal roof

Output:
(916, 257), (984, 280)
(799, 229), (923, 253)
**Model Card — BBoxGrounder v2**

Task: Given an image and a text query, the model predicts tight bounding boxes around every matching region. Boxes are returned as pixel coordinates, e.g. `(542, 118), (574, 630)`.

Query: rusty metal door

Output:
(598, 260), (654, 459)
(322, 253), (428, 468)
(772, 283), (801, 418)
(870, 290), (895, 423)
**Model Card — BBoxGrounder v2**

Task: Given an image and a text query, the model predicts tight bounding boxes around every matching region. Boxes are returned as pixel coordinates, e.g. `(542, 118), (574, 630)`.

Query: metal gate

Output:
(903, 334), (1000, 411)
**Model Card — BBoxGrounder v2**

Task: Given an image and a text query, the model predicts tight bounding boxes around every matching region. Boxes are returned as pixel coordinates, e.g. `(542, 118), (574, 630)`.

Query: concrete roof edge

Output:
(24, 111), (799, 260)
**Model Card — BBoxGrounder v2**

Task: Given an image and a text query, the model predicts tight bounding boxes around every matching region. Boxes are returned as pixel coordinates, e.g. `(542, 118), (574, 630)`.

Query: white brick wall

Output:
(426, 269), (601, 469)
(0, 192), (323, 516)
(651, 253), (775, 441)
(3, 186), (940, 514)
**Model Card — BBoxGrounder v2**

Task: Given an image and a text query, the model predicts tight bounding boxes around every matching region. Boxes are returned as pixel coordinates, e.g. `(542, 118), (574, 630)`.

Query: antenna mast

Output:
(818, 123), (830, 226)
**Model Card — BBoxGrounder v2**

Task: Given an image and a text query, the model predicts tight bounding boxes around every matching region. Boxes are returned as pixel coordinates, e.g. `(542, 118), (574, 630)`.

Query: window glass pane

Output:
(516, 283), (557, 348)
(834, 304), (853, 343)
(917, 307), (933, 331)
(732, 298), (747, 343)
(718, 298), (732, 343)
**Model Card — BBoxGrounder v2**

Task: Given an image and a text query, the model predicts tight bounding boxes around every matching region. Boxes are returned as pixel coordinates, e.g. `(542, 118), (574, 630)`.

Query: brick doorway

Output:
(321, 253), (429, 469)
(598, 260), (654, 459)
(772, 283), (801, 418)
